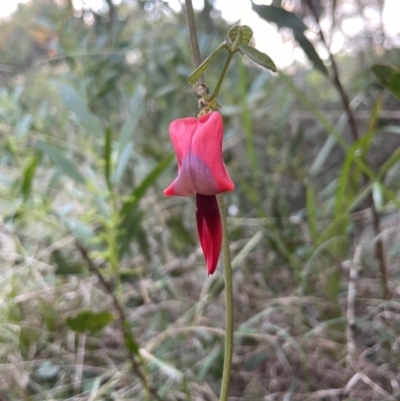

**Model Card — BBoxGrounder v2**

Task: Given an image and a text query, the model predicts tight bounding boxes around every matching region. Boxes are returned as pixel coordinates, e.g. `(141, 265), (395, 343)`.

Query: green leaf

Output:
(253, 4), (307, 32)
(371, 64), (400, 99)
(252, 4), (328, 76)
(59, 84), (103, 135)
(104, 127), (112, 190)
(239, 45), (277, 72)
(21, 154), (41, 201)
(228, 25), (253, 46)
(188, 43), (228, 85)
(52, 249), (84, 275)
(36, 141), (85, 184)
(296, 34), (328, 76)
(66, 310), (114, 333)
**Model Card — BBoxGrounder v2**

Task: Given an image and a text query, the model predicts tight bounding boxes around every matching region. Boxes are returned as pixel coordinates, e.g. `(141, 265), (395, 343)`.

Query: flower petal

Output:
(163, 157), (194, 196)
(169, 117), (198, 168)
(196, 194), (222, 275)
(163, 117), (198, 196)
(191, 112), (234, 195)
(164, 112), (234, 197)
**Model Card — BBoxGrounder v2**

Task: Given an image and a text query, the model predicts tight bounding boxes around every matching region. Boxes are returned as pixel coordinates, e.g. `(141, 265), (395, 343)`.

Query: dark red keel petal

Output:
(196, 194), (222, 275)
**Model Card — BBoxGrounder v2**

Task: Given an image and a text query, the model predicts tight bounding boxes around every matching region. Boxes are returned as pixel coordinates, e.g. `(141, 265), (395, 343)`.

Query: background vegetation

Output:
(1, 0), (400, 400)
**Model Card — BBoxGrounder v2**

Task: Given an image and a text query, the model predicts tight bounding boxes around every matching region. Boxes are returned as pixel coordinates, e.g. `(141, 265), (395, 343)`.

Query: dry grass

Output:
(1, 209), (400, 400)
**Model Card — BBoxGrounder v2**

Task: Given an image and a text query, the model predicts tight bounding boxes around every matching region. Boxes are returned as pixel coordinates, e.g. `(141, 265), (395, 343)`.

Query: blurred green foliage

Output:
(1, 0), (400, 400)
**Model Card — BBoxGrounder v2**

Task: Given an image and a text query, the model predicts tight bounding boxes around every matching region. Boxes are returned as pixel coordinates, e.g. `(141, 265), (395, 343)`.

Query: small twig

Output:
(304, 0), (389, 298)
(76, 242), (162, 401)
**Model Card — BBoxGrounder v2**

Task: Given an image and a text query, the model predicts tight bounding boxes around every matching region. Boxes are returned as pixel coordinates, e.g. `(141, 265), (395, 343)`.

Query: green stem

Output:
(216, 194), (234, 401)
(210, 26), (241, 99)
(210, 53), (233, 100)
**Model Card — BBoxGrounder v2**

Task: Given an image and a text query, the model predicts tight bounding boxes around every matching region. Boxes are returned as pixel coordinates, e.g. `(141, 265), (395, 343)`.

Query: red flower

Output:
(164, 111), (234, 274)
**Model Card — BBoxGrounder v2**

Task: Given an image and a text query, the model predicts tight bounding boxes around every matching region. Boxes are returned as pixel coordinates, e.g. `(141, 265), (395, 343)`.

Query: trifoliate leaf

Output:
(228, 25), (253, 46)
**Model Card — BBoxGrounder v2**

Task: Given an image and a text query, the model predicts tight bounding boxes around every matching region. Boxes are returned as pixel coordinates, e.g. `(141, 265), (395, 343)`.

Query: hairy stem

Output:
(210, 52), (233, 100)
(216, 194), (234, 401)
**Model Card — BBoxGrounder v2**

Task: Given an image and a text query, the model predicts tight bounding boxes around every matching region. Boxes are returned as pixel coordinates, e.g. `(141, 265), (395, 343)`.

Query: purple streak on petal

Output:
(190, 155), (220, 195)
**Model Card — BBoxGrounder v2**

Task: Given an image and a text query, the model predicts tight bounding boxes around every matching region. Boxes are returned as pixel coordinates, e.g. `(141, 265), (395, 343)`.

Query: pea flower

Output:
(164, 111), (234, 275)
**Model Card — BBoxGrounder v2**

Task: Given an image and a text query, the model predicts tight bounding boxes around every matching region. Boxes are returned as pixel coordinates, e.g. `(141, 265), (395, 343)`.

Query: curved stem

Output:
(216, 194), (234, 401)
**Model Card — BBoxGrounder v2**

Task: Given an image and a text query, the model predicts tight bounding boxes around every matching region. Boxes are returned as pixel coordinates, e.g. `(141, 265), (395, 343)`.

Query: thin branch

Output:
(304, 0), (359, 141)
(76, 242), (162, 401)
